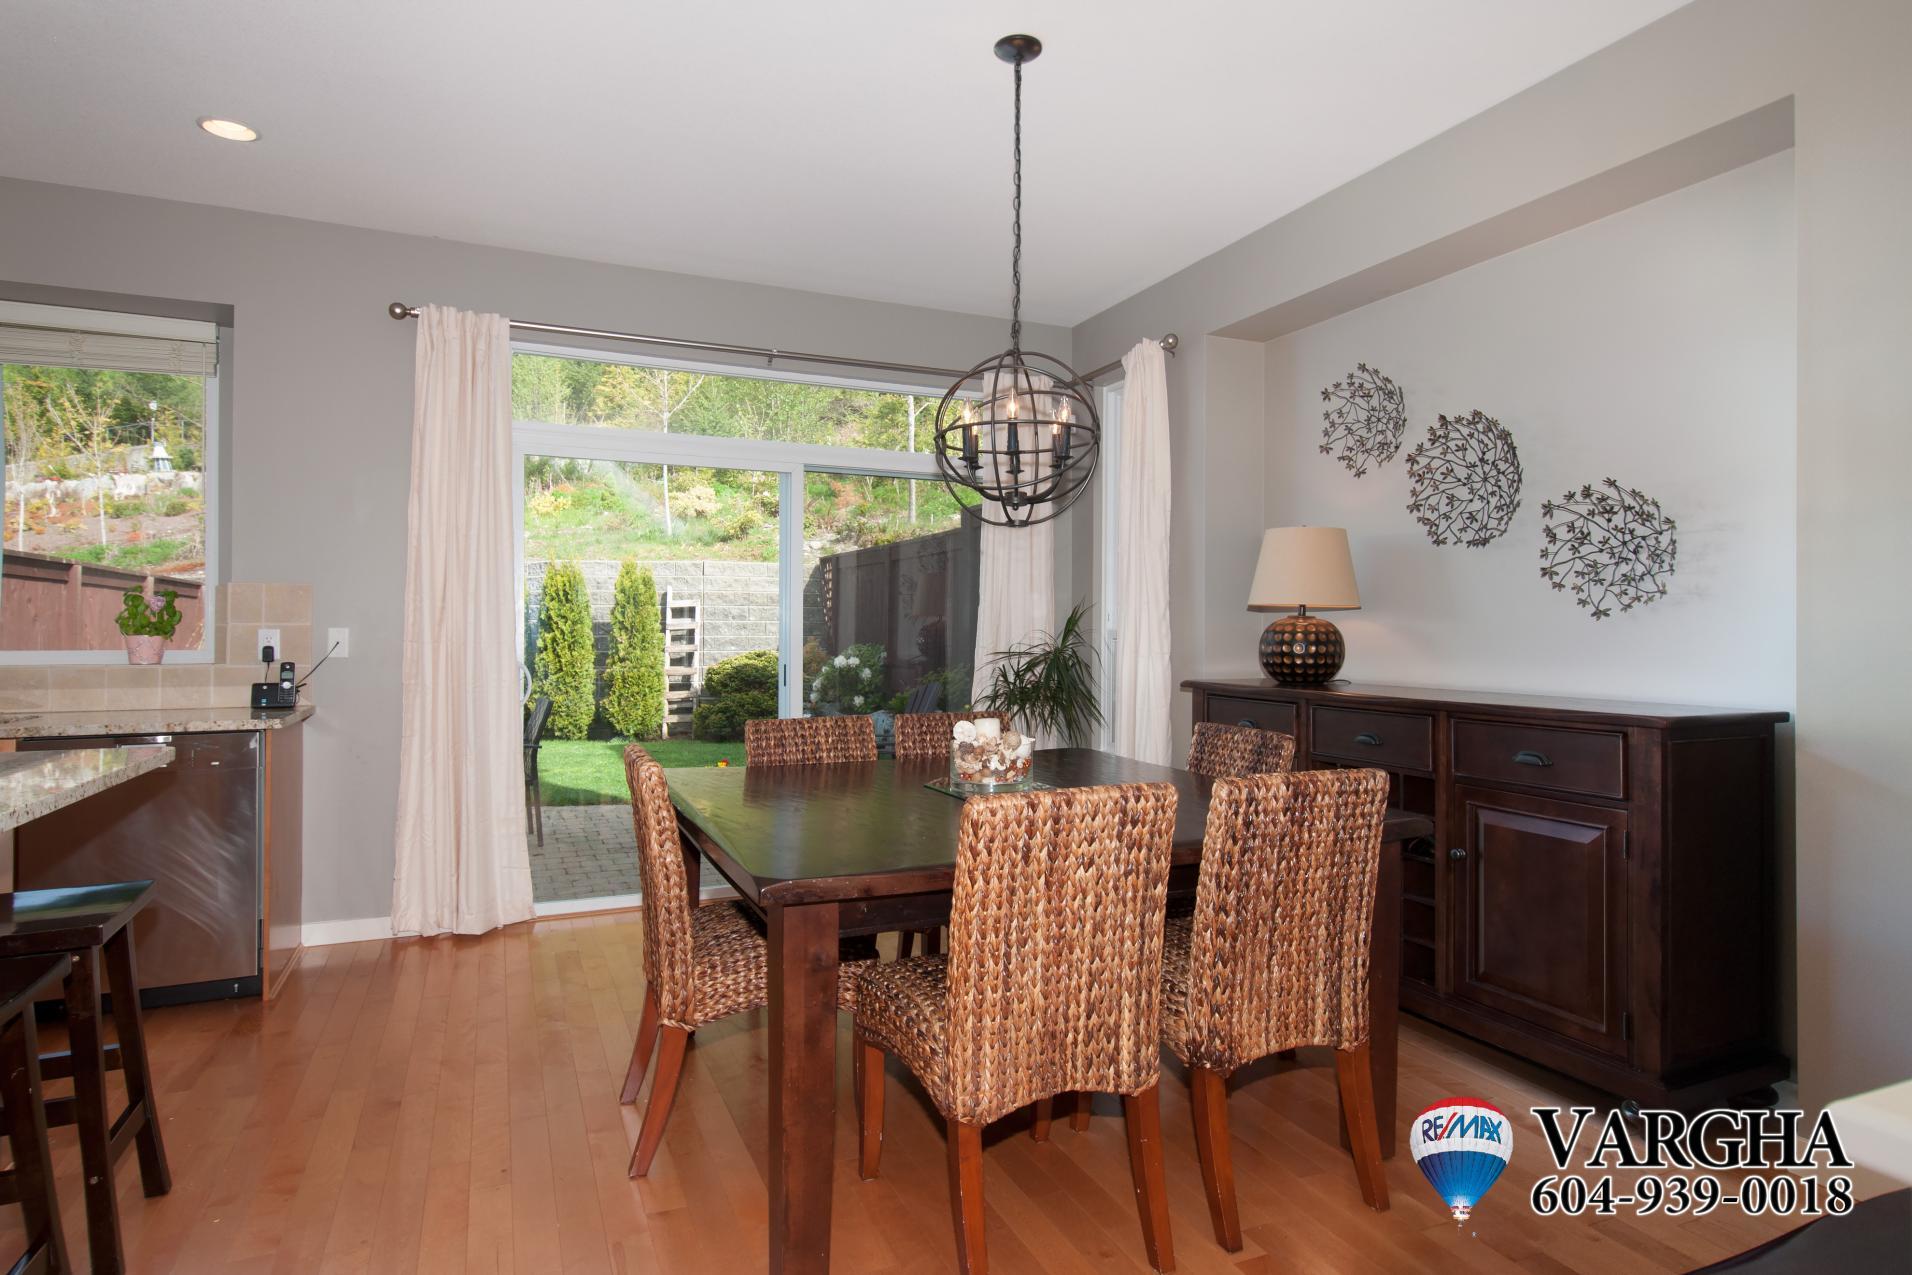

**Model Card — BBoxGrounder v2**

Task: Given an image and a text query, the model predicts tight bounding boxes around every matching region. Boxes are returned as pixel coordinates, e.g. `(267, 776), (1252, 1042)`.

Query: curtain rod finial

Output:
(389, 302), (418, 320)
(1161, 333), (1179, 355)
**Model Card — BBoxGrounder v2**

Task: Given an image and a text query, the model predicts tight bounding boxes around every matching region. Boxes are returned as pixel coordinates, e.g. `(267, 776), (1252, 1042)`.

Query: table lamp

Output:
(1247, 526), (1360, 684)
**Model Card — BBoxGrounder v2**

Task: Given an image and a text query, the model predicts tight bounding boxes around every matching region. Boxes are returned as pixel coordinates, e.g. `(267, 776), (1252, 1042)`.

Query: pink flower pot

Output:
(124, 634), (166, 665)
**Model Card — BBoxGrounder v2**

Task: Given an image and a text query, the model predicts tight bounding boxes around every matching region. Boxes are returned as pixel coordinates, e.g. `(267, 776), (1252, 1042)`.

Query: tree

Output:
(602, 561), (665, 738)
(44, 384), (116, 546)
(2, 374), (43, 549)
(533, 561), (596, 740)
(590, 365), (704, 535)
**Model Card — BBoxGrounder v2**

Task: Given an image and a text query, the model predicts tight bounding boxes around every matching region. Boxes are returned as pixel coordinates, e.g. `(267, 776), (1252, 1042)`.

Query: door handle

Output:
(1449, 846), (1467, 861)
(1512, 749), (1553, 768)
(1354, 732), (1383, 746)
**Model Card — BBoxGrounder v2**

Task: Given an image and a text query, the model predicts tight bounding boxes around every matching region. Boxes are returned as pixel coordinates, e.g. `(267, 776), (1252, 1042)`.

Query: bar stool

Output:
(0, 882), (171, 1275)
(0, 954), (73, 1275)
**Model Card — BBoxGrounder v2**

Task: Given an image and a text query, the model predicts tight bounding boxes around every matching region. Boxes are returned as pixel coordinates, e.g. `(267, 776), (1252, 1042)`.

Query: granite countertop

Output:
(0, 701), (315, 740)
(0, 745), (176, 832)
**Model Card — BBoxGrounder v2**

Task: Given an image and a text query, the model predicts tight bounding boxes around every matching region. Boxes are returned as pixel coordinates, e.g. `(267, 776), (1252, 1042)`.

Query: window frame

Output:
(510, 342), (970, 718)
(0, 313), (222, 666)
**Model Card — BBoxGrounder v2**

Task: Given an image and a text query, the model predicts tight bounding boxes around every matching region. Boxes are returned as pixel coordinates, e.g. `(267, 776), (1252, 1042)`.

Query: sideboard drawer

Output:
(1205, 695), (1297, 737)
(1311, 706), (1433, 773)
(1452, 719), (1625, 800)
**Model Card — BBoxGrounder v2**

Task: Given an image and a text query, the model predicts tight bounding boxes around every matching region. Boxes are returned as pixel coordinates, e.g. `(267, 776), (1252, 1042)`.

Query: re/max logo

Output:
(1422, 1112), (1506, 1143)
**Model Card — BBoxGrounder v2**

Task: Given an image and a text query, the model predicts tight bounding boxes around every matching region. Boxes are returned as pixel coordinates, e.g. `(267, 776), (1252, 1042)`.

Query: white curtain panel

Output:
(391, 305), (534, 936)
(970, 369), (1059, 748)
(1110, 339), (1174, 765)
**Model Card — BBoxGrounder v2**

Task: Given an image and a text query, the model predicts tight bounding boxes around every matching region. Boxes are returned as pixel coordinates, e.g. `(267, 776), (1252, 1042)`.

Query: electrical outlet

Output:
(327, 627), (350, 658)
(256, 628), (281, 660)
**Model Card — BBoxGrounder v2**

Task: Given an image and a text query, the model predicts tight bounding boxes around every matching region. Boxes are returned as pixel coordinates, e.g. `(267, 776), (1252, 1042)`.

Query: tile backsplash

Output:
(0, 582), (311, 711)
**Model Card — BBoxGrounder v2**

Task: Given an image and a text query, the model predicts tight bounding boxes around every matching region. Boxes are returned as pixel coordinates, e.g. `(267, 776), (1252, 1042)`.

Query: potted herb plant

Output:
(116, 589), (183, 665)
(978, 602), (1103, 747)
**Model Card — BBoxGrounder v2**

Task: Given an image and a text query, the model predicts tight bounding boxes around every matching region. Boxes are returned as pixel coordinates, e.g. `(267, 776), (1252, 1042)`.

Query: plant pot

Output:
(123, 634), (166, 665)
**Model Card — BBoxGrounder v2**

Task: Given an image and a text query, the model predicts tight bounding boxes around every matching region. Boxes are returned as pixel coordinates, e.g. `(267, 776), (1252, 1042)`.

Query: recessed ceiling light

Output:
(197, 117), (258, 142)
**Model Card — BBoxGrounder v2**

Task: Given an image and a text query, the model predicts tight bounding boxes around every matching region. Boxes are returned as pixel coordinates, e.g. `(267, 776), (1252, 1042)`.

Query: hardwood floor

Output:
(0, 914), (1809, 1273)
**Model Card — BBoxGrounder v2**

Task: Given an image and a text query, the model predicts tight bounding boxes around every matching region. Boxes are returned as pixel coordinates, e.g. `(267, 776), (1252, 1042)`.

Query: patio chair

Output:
(524, 695), (551, 846)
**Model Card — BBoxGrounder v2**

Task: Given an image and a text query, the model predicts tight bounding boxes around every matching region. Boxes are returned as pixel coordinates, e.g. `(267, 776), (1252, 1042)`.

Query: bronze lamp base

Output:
(1259, 611), (1345, 685)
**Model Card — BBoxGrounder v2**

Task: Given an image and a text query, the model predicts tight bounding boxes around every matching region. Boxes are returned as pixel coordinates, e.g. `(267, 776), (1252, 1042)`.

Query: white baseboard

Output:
(301, 915), (395, 946)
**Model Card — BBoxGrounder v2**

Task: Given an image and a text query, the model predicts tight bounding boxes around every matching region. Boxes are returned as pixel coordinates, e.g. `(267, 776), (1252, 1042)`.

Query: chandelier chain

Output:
(1011, 57), (1023, 352)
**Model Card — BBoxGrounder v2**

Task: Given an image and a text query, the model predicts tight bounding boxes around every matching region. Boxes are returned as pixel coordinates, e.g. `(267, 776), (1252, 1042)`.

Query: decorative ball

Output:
(1259, 615), (1345, 685)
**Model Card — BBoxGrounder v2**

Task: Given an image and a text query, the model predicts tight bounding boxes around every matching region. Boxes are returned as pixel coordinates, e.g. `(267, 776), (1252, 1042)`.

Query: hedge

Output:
(533, 561), (595, 740)
(602, 561), (665, 738)
(693, 648), (779, 741)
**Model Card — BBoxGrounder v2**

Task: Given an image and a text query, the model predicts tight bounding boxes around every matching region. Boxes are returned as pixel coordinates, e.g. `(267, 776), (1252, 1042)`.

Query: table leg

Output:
(767, 900), (840, 1274)
(1341, 835), (1402, 1159)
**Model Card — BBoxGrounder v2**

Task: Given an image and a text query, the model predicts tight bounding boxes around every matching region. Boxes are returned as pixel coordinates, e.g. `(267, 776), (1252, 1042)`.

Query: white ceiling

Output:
(1, 1), (1690, 326)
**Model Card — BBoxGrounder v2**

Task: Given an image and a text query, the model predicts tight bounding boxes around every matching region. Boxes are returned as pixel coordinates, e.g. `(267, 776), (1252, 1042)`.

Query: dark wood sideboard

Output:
(1184, 677), (1789, 1112)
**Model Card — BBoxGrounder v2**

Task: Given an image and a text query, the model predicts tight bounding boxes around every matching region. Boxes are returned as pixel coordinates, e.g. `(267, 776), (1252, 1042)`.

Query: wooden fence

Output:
(815, 522), (980, 702)
(1, 549), (205, 651)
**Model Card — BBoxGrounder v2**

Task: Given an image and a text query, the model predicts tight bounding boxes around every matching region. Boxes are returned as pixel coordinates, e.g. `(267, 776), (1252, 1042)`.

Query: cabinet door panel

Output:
(1452, 785), (1628, 1057)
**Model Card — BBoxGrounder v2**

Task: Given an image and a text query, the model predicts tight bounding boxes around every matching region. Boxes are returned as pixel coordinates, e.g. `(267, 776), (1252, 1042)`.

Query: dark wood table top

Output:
(667, 748), (1432, 906)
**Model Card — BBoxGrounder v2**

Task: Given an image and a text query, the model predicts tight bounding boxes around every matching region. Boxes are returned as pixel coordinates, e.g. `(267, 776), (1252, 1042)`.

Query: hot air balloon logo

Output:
(1410, 1097), (1512, 1223)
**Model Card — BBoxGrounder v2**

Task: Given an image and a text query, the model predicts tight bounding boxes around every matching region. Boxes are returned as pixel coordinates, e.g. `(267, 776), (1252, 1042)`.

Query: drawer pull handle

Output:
(1236, 718), (1258, 728)
(1512, 749), (1553, 768)
(1354, 732), (1383, 746)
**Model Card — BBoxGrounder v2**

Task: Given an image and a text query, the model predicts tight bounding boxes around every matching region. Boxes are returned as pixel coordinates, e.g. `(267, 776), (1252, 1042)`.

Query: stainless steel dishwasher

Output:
(14, 732), (262, 1002)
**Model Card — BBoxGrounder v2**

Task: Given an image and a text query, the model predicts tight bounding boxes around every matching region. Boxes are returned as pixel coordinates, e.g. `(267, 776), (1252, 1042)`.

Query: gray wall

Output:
(0, 183), (1068, 929)
(1067, 0), (1912, 1111)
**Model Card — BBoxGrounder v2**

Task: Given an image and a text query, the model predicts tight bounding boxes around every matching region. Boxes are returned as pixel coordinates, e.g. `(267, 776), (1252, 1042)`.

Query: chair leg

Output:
(1189, 1067), (1241, 1250)
(923, 928), (942, 956)
(1122, 1086), (1176, 1272)
(620, 988), (661, 1104)
(1031, 1097), (1052, 1142)
(1069, 1091), (1091, 1131)
(857, 1035), (885, 1180)
(1334, 1043), (1390, 1211)
(896, 930), (913, 959)
(0, 1007), (70, 1275)
(104, 928), (171, 1198)
(947, 1119), (987, 1275)
(628, 1026), (689, 1177)
(64, 947), (125, 1273)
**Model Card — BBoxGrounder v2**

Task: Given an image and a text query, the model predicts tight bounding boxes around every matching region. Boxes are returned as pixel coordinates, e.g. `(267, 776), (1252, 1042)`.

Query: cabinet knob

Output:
(1448, 846), (1468, 861)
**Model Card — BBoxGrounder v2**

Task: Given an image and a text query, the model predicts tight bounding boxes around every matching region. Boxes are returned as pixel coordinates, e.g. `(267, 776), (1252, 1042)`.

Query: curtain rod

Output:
(385, 302), (1174, 386)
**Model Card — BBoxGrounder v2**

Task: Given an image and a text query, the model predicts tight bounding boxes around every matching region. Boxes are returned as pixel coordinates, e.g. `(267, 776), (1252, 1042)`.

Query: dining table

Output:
(666, 747), (1435, 1275)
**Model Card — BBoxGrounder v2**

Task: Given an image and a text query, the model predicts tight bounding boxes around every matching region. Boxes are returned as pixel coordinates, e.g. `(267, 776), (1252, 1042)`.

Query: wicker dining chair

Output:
(891, 710), (1012, 761)
(1185, 720), (1296, 779)
(744, 714), (877, 765)
(1162, 767), (1391, 1250)
(617, 744), (861, 1177)
(852, 783), (1180, 1274)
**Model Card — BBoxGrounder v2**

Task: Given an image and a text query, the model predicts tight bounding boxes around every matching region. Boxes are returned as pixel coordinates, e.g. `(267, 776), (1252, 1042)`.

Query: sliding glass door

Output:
(512, 346), (974, 906)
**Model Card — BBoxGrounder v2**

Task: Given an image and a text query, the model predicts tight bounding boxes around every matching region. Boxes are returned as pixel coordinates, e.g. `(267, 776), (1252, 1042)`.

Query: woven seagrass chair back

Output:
(1180, 767), (1388, 1070)
(744, 714), (878, 766)
(623, 745), (697, 1026)
(892, 711), (1013, 761)
(943, 782), (1178, 1126)
(1185, 720), (1296, 779)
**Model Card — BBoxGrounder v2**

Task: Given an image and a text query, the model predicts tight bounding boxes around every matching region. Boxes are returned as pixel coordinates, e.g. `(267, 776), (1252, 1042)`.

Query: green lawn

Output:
(534, 738), (744, 806)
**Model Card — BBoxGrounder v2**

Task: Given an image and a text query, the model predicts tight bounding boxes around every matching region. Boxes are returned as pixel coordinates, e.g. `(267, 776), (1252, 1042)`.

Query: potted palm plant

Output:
(977, 602), (1103, 747)
(116, 589), (183, 665)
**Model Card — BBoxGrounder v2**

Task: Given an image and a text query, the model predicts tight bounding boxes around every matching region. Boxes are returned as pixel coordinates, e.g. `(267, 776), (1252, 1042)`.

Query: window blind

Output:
(0, 321), (218, 376)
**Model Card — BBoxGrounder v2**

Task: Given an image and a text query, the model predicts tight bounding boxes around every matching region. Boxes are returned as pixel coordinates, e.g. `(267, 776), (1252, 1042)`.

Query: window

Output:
(512, 348), (984, 907)
(0, 301), (219, 660)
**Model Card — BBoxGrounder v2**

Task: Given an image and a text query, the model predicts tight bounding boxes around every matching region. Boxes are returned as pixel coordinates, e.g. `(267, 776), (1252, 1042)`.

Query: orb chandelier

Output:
(933, 34), (1100, 529)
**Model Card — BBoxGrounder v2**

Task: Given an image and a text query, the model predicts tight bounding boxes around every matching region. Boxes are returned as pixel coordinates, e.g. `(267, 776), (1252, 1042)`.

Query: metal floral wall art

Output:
(1319, 362), (1407, 477)
(1404, 410), (1523, 546)
(1539, 478), (1678, 619)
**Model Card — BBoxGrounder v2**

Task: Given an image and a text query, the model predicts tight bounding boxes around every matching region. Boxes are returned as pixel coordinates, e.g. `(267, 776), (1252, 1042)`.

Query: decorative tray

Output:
(923, 777), (1053, 799)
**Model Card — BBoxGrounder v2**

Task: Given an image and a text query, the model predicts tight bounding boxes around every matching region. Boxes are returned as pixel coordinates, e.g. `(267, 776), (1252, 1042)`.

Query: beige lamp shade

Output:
(1247, 526), (1361, 612)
